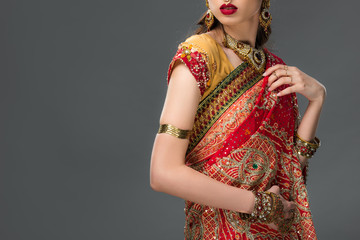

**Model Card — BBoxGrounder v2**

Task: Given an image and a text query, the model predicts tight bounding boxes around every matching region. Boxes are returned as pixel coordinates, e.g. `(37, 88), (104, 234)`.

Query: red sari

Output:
(167, 33), (316, 240)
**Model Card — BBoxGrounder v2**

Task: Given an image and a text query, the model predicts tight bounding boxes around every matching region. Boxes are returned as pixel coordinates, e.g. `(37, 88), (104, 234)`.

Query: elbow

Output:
(150, 171), (163, 192)
(150, 160), (182, 193)
(149, 161), (168, 192)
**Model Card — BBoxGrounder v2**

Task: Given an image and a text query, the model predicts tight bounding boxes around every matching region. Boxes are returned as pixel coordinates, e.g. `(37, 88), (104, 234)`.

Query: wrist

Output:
(299, 157), (308, 169)
(239, 191), (291, 232)
(309, 86), (326, 105)
(246, 190), (256, 214)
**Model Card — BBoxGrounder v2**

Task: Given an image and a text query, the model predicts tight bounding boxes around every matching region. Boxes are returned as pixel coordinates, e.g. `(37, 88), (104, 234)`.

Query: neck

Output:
(218, 16), (259, 48)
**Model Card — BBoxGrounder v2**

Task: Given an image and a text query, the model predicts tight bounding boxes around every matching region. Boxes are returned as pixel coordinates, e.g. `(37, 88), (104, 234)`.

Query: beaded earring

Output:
(205, 10), (215, 32)
(204, 0), (214, 31)
(259, 0), (272, 36)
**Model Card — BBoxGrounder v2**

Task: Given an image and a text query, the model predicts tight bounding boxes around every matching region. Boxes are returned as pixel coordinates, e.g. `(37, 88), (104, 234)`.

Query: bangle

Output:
(239, 191), (284, 224)
(158, 124), (192, 139)
(239, 191), (296, 233)
(295, 133), (321, 158)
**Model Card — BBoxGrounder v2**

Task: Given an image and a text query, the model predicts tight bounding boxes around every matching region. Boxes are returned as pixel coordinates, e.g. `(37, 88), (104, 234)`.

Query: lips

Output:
(220, 4), (238, 15)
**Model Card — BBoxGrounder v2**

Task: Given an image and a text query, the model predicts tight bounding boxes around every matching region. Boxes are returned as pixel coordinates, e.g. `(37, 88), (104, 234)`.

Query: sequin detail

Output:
(167, 42), (210, 96)
(182, 49), (317, 239)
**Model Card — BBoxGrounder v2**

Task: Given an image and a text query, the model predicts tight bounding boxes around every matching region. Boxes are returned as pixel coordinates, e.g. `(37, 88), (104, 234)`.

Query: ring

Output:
(274, 71), (278, 78)
(290, 76), (293, 83)
(284, 65), (288, 76)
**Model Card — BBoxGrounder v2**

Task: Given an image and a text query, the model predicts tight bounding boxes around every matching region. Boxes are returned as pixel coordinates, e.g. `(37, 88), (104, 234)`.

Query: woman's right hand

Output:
(266, 185), (296, 231)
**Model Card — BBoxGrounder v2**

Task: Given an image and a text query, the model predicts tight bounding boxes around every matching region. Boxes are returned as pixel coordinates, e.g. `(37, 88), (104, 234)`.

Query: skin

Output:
(150, 0), (326, 231)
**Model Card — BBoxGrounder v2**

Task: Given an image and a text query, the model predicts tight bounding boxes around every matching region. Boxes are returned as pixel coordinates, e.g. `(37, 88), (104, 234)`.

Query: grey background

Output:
(1, 0), (359, 239)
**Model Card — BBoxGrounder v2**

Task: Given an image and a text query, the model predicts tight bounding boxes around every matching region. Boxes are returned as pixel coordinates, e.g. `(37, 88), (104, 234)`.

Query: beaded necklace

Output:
(222, 31), (266, 73)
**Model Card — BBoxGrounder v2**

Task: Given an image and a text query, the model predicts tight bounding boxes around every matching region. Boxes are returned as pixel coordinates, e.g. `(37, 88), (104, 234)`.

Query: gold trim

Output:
(158, 124), (192, 139)
(223, 32), (266, 73)
(295, 133), (321, 148)
(295, 133), (321, 158)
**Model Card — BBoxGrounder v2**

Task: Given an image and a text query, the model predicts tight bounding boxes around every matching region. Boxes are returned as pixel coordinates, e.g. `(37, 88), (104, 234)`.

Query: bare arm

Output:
(265, 65), (326, 170)
(150, 62), (255, 214)
(296, 97), (325, 169)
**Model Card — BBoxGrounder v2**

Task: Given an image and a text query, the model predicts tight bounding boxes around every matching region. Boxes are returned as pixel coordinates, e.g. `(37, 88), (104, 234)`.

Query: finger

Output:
(267, 69), (288, 86)
(285, 211), (293, 219)
(267, 185), (280, 194)
(290, 202), (296, 210)
(285, 208), (296, 220)
(281, 201), (296, 219)
(277, 86), (296, 96)
(264, 64), (293, 77)
(268, 77), (293, 91)
(263, 64), (286, 76)
(267, 223), (278, 230)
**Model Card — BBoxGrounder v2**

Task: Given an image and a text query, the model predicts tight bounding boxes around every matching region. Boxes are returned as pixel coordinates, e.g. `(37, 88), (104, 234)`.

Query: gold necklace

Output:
(222, 31), (266, 73)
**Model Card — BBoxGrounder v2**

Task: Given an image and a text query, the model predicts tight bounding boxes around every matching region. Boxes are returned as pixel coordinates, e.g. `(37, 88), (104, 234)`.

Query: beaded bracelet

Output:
(238, 191), (295, 234)
(295, 133), (321, 158)
(239, 191), (283, 224)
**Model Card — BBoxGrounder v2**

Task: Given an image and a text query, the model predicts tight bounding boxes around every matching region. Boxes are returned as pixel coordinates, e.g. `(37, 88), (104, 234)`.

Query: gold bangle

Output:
(238, 191), (284, 224)
(295, 133), (321, 148)
(158, 124), (192, 139)
(295, 133), (321, 158)
(239, 190), (295, 234)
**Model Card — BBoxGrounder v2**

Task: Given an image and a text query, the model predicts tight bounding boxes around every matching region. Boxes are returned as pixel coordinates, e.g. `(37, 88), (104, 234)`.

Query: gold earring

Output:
(205, 9), (215, 32)
(259, 0), (272, 35)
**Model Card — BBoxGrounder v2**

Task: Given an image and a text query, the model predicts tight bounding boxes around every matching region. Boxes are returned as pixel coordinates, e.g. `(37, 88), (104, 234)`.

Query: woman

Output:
(150, 0), (326, 239)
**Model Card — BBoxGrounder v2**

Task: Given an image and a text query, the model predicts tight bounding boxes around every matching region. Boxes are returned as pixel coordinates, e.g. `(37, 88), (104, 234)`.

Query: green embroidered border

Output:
(188, 62), (264, 153)
(198, 62), (248, 110)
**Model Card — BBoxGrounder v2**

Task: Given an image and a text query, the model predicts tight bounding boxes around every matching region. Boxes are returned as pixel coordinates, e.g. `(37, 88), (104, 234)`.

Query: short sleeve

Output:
(167, 42), (210, 97)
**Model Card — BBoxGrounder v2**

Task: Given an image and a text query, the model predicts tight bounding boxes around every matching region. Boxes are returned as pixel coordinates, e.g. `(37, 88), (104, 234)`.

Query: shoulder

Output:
(181, 33), (218, 57)
(167, 34), (219, 97)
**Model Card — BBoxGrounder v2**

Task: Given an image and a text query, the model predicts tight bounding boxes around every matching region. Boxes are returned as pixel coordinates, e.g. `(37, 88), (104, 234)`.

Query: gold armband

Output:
(295, 133), (321, 158)
(158, 124), (192, 139)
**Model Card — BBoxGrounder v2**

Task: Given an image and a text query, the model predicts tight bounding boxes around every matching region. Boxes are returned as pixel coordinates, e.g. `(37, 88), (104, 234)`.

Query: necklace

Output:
(222, 31), (266, 73)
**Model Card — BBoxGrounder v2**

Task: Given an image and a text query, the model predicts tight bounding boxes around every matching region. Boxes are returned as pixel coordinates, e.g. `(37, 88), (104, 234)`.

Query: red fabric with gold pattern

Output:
(167, 43), (210, 96)
(183, 49), (317, 240)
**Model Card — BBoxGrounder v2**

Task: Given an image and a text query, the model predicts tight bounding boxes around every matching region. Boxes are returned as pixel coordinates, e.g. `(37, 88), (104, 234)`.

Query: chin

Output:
(218, 18), (246, 27)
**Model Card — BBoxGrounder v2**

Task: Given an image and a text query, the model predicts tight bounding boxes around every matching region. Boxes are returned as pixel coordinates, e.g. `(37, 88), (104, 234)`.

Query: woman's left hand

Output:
(263, 64), (326, 103)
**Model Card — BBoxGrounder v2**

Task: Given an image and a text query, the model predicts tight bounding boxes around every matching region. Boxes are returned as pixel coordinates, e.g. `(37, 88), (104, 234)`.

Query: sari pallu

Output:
(167, 34), (316, 240)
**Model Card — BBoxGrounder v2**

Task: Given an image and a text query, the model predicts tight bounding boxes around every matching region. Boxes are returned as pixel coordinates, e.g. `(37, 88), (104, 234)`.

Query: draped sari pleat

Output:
(167, 33), (317, 240)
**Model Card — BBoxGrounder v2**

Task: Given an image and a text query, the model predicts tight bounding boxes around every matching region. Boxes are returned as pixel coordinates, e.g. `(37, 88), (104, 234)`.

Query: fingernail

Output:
(262, 72), (267, 76)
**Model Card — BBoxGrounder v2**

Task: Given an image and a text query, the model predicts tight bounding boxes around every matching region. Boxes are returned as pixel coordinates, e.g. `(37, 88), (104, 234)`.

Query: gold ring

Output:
(284, 66), (288, 75)
(274, 71), (278, 78)
(290, 76), (293, 83)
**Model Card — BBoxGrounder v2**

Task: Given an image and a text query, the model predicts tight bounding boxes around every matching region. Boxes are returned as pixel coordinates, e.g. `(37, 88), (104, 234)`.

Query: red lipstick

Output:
(220, 4), (238, 15)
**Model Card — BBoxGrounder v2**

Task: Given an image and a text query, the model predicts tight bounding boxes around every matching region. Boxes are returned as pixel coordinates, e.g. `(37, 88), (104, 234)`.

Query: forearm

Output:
(296, 96), (325, 169)
(151, 132), (256, 214)
(152, 163), (255, 214)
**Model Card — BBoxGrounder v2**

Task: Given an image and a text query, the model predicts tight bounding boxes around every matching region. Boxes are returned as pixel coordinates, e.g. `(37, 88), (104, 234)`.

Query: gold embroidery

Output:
(187, 62), (264, 153)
